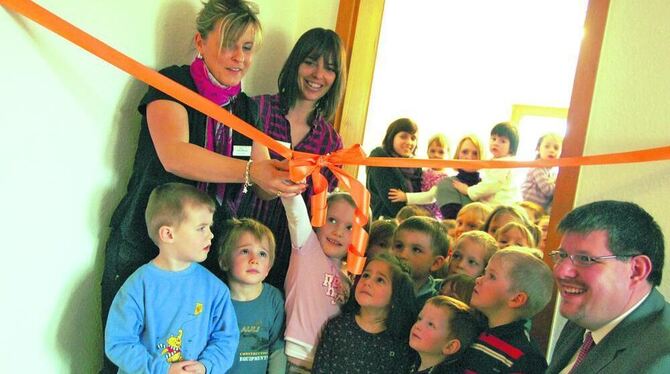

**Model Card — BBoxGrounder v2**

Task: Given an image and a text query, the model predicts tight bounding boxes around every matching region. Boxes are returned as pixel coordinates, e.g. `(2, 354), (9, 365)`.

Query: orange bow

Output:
(290, 145), (371, 274)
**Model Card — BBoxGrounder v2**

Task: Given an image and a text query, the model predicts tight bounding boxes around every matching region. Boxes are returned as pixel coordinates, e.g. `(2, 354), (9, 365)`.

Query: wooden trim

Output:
(334, 0), (385, 178)
(531, 0), (611, 355)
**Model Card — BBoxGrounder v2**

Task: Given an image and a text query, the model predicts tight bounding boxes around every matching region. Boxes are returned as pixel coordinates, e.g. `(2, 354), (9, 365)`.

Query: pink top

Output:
(421, 169), (449, 219)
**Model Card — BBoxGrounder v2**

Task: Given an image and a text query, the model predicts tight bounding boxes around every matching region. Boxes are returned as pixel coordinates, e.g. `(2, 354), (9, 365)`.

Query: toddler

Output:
(217, 218), (286, 373)
(496, 221), (536, 249)
(392, 216), (449, 306)
(312, 253), (418, 373)
(452, 202), (492, 239)
(446, 230), (498, 278)
(421, 133), (451, 218)
(461, 248), (554, 373)
(409, 296), (481, 373)
(105, 183), (238, 374)
(281, 192), (354, 370)
(367, 219), (398, 258)
(521, 133), (563, 212)
(439, 273), (476, 304)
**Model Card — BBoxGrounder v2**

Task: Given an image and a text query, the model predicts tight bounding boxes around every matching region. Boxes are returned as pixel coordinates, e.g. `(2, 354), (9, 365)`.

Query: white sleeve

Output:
(467, 168), (510, 201)
(281, 195), (313, 248)
(406, 186), (438, 205)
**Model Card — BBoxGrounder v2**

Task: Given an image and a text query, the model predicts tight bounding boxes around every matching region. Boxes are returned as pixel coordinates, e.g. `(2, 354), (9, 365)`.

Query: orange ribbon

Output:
(290, 146), (371, 274)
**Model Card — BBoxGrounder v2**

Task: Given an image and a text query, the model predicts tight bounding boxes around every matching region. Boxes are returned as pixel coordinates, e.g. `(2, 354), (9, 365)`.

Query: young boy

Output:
(453, 122), (520, 206)
(393, 216), (449, 306)
(217, 218), (287, 374)
(461, 248), (554, 373)
(447, 230), (498, 278)
(409, 296), (481, 373)
(105, 183), (239, 374)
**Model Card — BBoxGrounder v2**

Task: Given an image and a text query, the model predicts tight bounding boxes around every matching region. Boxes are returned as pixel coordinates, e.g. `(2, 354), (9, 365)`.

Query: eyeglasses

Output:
(549, 250), (635, 267)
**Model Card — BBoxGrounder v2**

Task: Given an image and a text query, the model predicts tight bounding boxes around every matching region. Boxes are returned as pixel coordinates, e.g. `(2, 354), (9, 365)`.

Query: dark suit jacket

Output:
(547, 288), (670, 373)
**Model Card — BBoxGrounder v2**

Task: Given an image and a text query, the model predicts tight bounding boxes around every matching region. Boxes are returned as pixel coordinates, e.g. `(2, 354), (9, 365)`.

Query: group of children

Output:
(105, 175), (555, 373)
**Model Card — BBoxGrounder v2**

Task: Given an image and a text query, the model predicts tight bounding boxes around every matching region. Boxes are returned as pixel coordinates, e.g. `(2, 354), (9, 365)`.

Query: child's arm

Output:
(530, 168), (556, 197)
(388, 185), (437, 204)
(463, 168), (512, 201)
(198, 287), (240, 374)
(281, 194), (313, 248)
(105, 280), (170, 373)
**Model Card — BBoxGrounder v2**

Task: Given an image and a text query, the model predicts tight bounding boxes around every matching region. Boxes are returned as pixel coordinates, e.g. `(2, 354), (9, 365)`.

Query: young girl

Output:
(421, 134), (451, 218)
(312, 253), (418, 373)
(495, 221), (536, 249)
(446, 230), (498, 278)
(521, 133), (563, 213)
(281, 192), (355, 371)
(452, 122), (520, 208)
(482, 204), (533, 237)
(367, 219), (398, 258)
(389, 135), (483, 219)
(367, 118), (423, 219)
(217, 218), (286, 373)
(237, 27), (347, 290)
(452, 202), (492, 239)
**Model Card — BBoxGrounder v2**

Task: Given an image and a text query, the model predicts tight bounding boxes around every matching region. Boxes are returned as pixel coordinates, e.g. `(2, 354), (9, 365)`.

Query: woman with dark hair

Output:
(366, 118), (423, 219)
(236, 27), (347, 289)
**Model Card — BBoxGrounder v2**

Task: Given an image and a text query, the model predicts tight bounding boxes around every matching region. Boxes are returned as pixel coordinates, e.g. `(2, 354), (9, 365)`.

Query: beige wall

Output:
(0, 0), (338, 371)
(549, 0), (670, 357)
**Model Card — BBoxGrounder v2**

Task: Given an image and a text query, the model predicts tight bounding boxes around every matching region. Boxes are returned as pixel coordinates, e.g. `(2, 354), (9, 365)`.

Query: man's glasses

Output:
(549, 250), (636, 267)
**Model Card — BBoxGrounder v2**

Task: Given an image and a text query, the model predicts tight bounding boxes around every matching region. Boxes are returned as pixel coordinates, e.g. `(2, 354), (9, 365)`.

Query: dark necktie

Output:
(568, 331), (594, 374)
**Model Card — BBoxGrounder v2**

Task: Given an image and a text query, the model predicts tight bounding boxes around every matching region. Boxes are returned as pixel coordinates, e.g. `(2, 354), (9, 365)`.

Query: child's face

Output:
(317, 199), (355, 259)
(497, 227), (529, 249)
(538, 136), (562, 160)
(392, 131), (417, 157)
(471, 256), (515, 317)
(393, 229), (443, 282)
(171, 204), (214, 266)
(367, 239), (392, 258)
(409, 303), (454, 357)
(226, 232), (272, 286)
(489, 134), (511, 158)
(453, 210), (484, 239)
(456, 139), (480, 160)
(447, 238), (486, 277)
(487, 213), (518, 237)
(427, 141), (446, 160)
(539, 217), (550, 250)
(355, 259), (393, 311)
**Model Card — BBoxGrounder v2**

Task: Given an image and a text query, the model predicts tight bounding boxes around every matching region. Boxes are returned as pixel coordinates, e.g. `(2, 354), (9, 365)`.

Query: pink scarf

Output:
(189, 56), (242, 201)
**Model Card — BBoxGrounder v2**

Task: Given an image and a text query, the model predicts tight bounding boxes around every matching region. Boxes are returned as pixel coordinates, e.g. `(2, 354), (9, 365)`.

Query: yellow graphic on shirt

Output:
(194, 302), (203, 315)
(157, 329), (183, 363)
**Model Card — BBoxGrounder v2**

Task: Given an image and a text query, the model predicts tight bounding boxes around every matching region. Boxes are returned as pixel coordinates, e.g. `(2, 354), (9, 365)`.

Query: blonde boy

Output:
(393, 216), (450, 306)
(105, 183), (239, 374)
(409, 296), (481, 372)
(447, 230), (498, 278)
(217, 218), (287, 374)
(461, 248), (553, 373)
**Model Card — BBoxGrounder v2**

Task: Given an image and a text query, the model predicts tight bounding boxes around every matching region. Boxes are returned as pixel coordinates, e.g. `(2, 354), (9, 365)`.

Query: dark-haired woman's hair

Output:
(278, 28), (347, 124)
(344, 252), (418, 341)
(381, 118), (418, 156)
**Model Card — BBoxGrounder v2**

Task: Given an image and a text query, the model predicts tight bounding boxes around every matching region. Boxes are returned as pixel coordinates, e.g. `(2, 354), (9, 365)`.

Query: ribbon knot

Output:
(289, 145), (371, 274)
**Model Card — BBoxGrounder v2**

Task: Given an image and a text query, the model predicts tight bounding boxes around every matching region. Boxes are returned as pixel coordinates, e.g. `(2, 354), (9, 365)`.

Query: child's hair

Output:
(453, 135), (483, 160)
(382, 118), (419, 156)
(396, 216), (450, 257)
(517, 201), (544, 224)
(396, 204), (432, 223)
(368, 219), (398, 249)
(441, 219), (456, 234)
(196, 0), (262, 50)
(326, 191), (371, 231)
(427, 133), (450, 154)
(453, 231), (498, 267)
(490, 122), (519, 156)
(458, 202), (493, 226)
(535, 132), (564, 159)
(493, 248), (554, 319)
(278, 28), (347, 123)
(496, 222), (536, 248)
(345, 252), (418, 340)
(425, 296), (481, 357)
(482, 205), (533, 234)
(439, 274), (476, 304)
(145, 182), (215, 244)
(216, 218), (276, 272)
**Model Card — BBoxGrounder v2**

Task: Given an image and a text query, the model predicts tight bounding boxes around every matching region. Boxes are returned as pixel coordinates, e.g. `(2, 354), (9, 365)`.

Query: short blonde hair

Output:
(427, 133), (450, 154)
(454, 230), (498, 266)
(453, 135), (483, 160)
(196, 0), (262, 52)
(217, 218), (276, 272)
(496, 221), (536, 248)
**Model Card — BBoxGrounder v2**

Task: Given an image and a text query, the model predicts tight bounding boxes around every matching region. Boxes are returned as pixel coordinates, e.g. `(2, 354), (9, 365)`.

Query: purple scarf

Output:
(189, 56), (242, 200)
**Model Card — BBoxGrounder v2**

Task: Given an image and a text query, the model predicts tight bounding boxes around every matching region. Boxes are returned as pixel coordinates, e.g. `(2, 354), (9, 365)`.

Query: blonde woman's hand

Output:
(388, 188), (407, 202)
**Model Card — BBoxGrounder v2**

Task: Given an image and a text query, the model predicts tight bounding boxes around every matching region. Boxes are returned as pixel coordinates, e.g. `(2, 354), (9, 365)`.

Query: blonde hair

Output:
(496, 221), (536, 248)
(453, 135), (483, 160)
(217, 218), (276, 272)
(196, 0), (262, 52)
(427, 133), (450, 154)
(454, 230), (498, 266)
(458, 202), (493, 227)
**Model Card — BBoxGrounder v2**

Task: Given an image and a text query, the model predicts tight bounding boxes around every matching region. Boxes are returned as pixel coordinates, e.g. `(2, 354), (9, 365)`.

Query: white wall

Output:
(548, 0), (670, 358)
(0, 0), (338, 371)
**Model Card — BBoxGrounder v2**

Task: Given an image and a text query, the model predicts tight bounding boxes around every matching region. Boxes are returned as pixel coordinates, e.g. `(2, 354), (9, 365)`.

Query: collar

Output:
(590, 290), (651, 344)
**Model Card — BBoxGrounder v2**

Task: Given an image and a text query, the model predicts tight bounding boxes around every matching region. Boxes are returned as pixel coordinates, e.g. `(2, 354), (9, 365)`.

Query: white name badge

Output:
(232, 145), (252, 157)
(277, 140), (292, 150)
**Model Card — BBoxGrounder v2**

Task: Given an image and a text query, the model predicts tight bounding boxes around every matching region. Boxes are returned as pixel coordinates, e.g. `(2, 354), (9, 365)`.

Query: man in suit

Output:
(547, 200), (670, 373)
